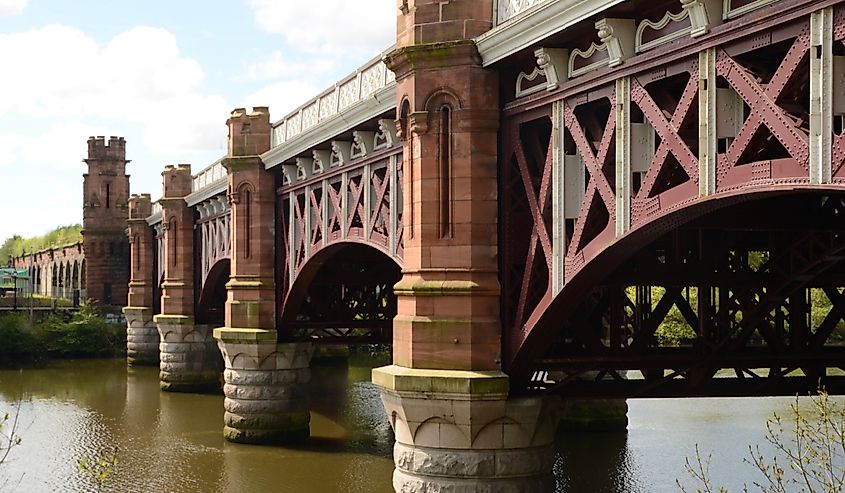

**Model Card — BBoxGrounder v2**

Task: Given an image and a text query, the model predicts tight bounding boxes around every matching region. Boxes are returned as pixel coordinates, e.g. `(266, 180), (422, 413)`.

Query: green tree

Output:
(0, 224), (83, 265)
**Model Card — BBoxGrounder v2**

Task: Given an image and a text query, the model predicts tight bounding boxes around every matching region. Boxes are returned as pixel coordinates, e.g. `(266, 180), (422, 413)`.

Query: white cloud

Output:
(0, 120), (109, 170)
(241, 80), (323, 122)
(0, 25), (231, 155)
(246, 0), (395, 57)
(240, 50), (334, 83)
(0, 0), (27, 17)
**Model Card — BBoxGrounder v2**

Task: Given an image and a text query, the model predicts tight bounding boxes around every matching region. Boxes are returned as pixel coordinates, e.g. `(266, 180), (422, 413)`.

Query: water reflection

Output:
(1, 360), (839, 492)
(555, 431), (636, 492)
(0, 359), (394, 492)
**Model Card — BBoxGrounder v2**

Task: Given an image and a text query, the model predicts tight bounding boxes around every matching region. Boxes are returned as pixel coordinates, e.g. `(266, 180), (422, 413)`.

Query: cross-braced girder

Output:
(526, 194), (845, 398)
(502, 2), (845, 394)
(281, 244), (400, 344)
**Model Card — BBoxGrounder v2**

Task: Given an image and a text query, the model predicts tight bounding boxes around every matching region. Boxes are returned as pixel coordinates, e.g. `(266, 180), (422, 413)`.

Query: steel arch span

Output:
(279, 242), (402, 344)
(502, 6), (845, 396)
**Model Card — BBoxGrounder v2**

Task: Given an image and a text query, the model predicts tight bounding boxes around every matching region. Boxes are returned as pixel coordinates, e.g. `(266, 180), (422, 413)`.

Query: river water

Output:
(0, 359), (838, 492)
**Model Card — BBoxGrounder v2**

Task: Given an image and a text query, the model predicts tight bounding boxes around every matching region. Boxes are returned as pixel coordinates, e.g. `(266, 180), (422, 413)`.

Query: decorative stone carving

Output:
(295, 158), (314, 180)
(569, 18), (635, 78)
(596, 18), (635, 68)
(282, 164), (298, 184)
(682, 0), (722, 36)
(534, 47), (569, 91)
(312, 150), (332, 172)
(351, 131), (374, 158)
(515, 67), (547, 97)
(373, 366), (559, 492)
(124, 307), (159, 366)
(636, 9), (693, 53)
(375, 119), (398, 149)
(331, 140), (352, 166)
(155, 315), (221, 393)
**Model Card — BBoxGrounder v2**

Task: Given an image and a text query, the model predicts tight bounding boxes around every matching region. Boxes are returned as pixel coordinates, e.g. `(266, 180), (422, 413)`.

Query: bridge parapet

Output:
(191, 159), (226, 193)
(148, 200), (162, 224)
(496, 0), (550, 25)
(268, 52), (395, 151)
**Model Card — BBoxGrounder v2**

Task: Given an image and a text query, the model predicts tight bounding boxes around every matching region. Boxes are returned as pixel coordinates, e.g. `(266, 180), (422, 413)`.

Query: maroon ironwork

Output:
(831, 6), (845, 180)
(287, 244), (400, 344)
(277, 145), (403, 343)
(630, 61), (700, 226)
(527, 194), (845, 397)
(501, 2), (845, 398)
(716, 20), (811, 190)
(196, 208), (231, 289)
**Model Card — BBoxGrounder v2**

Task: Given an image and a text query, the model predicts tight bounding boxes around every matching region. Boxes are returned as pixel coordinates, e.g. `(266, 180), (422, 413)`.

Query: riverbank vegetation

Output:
(0, 224), (83, 265)
(0, 295), (72, 309)
(0, 306), (125, 365)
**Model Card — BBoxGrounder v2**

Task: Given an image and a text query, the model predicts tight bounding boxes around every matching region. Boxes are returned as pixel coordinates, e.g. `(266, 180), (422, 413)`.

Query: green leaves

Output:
(0, 224), (82, 265)
(77, 450), (119, 492)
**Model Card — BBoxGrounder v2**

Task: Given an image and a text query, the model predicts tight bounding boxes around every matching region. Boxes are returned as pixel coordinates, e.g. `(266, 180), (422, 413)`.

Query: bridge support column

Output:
(216, 330), (313, 444)
(156, 315), (219, 392)
(124, 307), (158, 365)
(214, 108), (312, 443)
(124, 194), (159, 366)
(374, 367), (558, 492)
(154, 164), (220, 392)
(374, 1), (559, 489)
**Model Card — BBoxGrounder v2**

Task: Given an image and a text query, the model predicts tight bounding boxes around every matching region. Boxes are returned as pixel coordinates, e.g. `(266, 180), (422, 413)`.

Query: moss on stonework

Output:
(372, 365), (509, 395)
(127, 356), (159, 367)
(223, 425), (310, 445)
(386, 39), (478, 73)
(160, 374), (222, 394)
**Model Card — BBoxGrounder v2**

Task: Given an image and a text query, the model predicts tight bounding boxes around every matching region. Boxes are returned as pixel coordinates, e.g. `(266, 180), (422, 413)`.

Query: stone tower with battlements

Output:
(82, 136), (130, 306)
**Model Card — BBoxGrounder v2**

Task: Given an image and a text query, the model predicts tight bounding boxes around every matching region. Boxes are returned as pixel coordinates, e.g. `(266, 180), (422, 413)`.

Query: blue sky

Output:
(0, 0), (395, 242)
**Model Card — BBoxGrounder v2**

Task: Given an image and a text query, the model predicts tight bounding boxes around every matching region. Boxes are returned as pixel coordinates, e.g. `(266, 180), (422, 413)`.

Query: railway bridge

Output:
(126, 0), (845, 490)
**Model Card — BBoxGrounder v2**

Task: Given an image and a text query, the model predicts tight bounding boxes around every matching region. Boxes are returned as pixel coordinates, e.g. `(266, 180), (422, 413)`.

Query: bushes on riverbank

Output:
(0, 307), (124, 365)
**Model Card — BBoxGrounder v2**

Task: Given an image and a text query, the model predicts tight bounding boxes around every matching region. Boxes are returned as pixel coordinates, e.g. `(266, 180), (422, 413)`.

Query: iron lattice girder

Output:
(530, 377), (845, 399)
(196, 210), (231, 290)
(278, 147), (402, 304)
(500, 4), (845, 380)
(528, 203), (845, 397)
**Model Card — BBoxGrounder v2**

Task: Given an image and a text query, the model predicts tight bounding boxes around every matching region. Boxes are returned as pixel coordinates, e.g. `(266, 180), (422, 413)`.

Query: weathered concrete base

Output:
(124, 306), (159, 366)
(154, 315), (221, 393)
(215, 328), (314, 444)
(558, 399), (628, 432)
(373, 365), (558, 493)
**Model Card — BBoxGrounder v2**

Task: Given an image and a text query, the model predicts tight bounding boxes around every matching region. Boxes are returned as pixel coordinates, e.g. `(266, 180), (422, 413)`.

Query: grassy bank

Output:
(0, 306), (125, 366)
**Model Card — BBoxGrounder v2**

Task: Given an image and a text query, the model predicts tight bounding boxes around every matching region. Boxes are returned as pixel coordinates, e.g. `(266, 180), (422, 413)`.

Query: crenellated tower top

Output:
(86, 136), (128, 162)
(227, 107), (271, 158)
(161, 165), (193, 198)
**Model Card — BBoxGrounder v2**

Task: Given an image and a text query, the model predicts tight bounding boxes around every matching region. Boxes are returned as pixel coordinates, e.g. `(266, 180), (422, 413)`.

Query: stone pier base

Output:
(215, 328), (314, 444)
(373, 365), (558, 493)
(123, 307), (159, 366)
(154, 314), (221, 393)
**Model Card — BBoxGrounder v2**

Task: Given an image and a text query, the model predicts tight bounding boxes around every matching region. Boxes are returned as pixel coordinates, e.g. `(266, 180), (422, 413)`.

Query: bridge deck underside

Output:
(526, 194), (845, 398)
